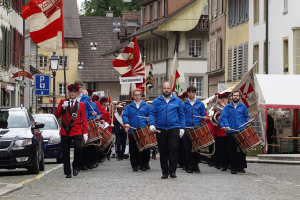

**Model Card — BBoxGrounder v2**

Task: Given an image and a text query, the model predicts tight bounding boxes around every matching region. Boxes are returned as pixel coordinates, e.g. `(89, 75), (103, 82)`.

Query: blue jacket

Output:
(218, 102), (250, 135)
(183, 98), (206, 128)
(122, 101), (150, 134)
(149, 94), (185, 130)
(79, 94), (94, 119)
(89, 102), (101, 119)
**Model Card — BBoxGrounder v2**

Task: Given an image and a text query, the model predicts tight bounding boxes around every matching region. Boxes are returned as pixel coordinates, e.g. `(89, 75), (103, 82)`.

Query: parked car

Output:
(0, 107), (45, 174)
(33, 114), (62, 163)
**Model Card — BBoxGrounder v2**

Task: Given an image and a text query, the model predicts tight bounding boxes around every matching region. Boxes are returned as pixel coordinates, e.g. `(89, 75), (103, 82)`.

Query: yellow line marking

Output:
(18, 179), (34, 185)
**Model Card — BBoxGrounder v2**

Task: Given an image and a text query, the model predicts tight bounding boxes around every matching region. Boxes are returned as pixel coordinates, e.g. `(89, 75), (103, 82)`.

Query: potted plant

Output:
(284, 64), (288, 72)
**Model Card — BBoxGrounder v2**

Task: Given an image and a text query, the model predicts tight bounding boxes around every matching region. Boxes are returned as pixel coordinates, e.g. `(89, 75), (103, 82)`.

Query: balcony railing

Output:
(193, 15), (209, 31)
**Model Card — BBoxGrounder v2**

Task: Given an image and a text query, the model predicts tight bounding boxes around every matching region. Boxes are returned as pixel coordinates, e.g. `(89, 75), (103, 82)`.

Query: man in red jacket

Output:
(55, 84), (88, 178)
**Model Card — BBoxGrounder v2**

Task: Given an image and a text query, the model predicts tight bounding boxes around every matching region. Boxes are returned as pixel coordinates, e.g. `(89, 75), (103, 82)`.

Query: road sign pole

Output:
(52, 72), (56, 114)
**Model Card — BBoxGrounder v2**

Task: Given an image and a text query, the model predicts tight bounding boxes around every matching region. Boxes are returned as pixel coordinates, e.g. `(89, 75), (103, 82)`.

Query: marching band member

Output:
(149, 81), (185, 179)
(178, 91), (188, 170)
(122, 89), (151, 172)
(55, 84), (88, 178)
(183, 85), (208, 173)
(218, 91), (252, 174)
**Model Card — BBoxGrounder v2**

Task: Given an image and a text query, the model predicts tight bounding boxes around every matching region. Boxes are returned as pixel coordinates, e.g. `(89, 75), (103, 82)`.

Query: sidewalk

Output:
(0, 183), (23, 197)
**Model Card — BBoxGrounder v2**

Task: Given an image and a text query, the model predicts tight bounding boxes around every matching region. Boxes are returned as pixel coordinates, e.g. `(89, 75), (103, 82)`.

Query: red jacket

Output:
(105, 108), (116, 133)
(215, 115), (226, 137)
(94, 101), (109, 120)
(55, 99), (88, 137)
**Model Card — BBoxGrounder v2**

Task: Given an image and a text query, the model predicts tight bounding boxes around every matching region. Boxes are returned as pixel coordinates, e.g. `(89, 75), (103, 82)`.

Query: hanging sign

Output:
(12, 71), (33, 79)
(119, 76), (143, 84)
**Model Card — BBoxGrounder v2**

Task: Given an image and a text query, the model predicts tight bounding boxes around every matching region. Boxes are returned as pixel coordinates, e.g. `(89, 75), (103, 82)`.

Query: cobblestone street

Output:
(1, 154), (300, 200)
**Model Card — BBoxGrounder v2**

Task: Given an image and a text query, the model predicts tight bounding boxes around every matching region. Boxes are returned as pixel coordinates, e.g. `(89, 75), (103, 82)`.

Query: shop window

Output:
(189, 77), (202, 97)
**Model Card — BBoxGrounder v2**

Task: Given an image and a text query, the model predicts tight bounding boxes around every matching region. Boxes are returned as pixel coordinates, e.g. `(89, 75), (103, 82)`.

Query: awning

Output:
(202, 86), (235, 108)
(157, 0), (207, 31)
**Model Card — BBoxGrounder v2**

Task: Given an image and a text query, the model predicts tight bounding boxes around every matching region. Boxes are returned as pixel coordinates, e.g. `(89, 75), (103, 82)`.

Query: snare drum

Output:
(186, 122), (215, 152)
(82, 119), (102, 147)
(233, 125), (262, 154)
(95, 124), (115, 155)
(132, 125), (157, 152)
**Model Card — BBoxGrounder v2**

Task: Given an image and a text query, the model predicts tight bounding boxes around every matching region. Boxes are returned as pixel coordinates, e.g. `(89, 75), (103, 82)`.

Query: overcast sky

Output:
(77, 0), (84, 9)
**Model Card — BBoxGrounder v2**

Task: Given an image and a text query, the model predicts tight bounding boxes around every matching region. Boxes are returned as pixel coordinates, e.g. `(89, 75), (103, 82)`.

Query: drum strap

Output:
(62, 101), (80, 135)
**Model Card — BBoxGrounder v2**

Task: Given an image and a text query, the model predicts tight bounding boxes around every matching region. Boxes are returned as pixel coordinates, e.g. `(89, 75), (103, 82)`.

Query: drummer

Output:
(183, 85), (208, 173)
(218, 91), (252, 174)
(122, 89), (151, 172)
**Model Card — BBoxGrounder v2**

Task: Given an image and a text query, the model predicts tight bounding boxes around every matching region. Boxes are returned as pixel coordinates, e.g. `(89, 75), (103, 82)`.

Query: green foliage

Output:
(80, 0), (144, 17)
(29, 105), (33, 114)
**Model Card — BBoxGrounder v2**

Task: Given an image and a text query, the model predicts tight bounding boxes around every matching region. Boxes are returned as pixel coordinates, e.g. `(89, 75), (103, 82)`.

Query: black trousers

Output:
(208, 141), (217, 166)
(156, 128), (179, 174)
(177, 138), (185, 166)
(115, 130), (127, 158)
(227, 133), (247, 171)
(215, 136), (229, 168)
(184, 132), (199, 168)
(129, 134), (149, 168)
(61, 135), (82, 175)
(80, 146), (88, 167)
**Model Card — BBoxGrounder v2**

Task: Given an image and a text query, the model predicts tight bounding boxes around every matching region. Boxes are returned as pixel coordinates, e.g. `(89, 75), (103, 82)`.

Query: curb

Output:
(0, 183), (23, 197)
(247, 158), (300, 165)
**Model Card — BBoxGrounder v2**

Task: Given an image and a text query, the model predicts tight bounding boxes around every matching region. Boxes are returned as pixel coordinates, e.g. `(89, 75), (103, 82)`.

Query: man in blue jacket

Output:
(183, 85), (208, 174)
(149, 81), (185, 179)
(122, 88), (151, 172)
(218, 91), (252, 174)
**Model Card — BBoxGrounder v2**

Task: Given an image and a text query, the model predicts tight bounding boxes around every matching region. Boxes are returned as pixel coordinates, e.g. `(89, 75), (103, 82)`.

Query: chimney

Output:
(106, 7), (114, 17)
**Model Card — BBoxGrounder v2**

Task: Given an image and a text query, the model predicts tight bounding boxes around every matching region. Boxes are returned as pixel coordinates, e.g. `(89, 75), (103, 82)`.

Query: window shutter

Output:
(219, 0), (222, 15)
(243, 41), (248, 75)
(211, 39), (216, 70)
(217, 37), (222, 69)
(154, 2), (157, 20)
(0, 26), (3, 66)
(229, 0), (234, 27)
(240, 0), (245, 23)
(209, 0), (212, 21)
(141, 9), (143, 25)
(207, 41), (211, 72)
(235, 0), (239, 25)
(162, 0), (164, 17)
(8, 29), (10, 67)
(233, 45), (237, 80)
(147, 5), (150, 23)
(214, 0), (217, 17)
(228, 47), (232, 81)
(245, 0), (249, 21)
(238, 43), (243, 79)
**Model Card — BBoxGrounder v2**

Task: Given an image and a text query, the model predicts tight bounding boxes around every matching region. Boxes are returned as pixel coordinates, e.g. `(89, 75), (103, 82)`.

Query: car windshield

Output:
(34, 116), (58, 130)
(0, 110), (29, 128)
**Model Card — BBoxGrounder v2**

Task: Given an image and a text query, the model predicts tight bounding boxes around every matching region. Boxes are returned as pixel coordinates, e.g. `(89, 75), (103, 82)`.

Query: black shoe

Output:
(146, 164), (150, 170)
(82, 166), (88, 171)
(66, 174), (72, 178)
(177, 164), (183, 168)
(221, 167), (227, 171)
(73, 169), (79, 176)
(111, 154), (116, 158)
(138, 166), (142, 170)
(161, 174), (168, 179)
(87, 165), (93, 169)
(170, 171), (177, 178)
(186, 167), (193, 173)
(231, 170), (237, 174)
(237, 168), (246, 173)
(182, 166), (186, 170)
(193, 166), (200, 173)
(140, 166), (146, 171)
(216, 166), (221, 170)
(208, 163), (214, 167)
(107, 156), (111, 161)
(123, 154), (129, 159)
(133, 167), (138, 172)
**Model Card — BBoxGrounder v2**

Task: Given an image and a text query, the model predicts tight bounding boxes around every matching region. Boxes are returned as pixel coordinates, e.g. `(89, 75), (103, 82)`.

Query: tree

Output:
(80, 0), (144, 17)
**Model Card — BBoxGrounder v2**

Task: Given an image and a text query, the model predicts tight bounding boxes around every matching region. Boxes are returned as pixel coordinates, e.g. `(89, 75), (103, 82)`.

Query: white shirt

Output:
(69, 99), (77, 107)
(134, 101), (142, 109)
(163, 94), (172, 103)
(188, 98), (196, 106)
(233, 102), (239, 109)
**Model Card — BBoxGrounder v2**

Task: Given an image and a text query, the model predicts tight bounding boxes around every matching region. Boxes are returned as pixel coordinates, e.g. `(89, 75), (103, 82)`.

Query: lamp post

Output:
(50, 52), (59, 114)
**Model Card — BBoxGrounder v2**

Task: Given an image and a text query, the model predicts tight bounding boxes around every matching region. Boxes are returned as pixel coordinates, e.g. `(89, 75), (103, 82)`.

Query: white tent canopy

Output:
(255, 75), (300, 106)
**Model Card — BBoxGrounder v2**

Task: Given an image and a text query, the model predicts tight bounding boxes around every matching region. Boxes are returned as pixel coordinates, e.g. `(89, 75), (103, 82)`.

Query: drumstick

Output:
(87, 101), (96, 113)
(238, 117), (256, 128)
(138, 116), (149, 119)
(221, 127), (239, 132)
(193, 115), (206, 118)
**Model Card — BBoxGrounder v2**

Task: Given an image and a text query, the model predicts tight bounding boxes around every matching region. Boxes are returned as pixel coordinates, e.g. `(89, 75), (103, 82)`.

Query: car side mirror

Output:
(33, 122), (45, 129)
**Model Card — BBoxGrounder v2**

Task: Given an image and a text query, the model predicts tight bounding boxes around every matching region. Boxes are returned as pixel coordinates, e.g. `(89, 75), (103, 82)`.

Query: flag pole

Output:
(60, 0), (68, 130)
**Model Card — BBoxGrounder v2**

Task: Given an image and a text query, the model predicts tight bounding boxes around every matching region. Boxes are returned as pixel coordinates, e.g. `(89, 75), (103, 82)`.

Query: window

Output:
(88, 83), (97, 91)
(189, 77), (202, 97)
(141, 8), (143, 25)
(39, 55), (48, 68)
(162, 0), (165, 17)
(253, 44), (259, 74)
(283, 39), (289, 73)
(264, 0), (267, 21)
(59, 83), (65, 95)
(147, 5), (150, 23)
(154, 2), (158, 20)
(228, 47), (232, 81)
(253, 0), (259, 24)
(59, 56), (68, 68)
(284, 0), (288, 12)
(189, 39), (202, 57)
(228, 0), (249, 27)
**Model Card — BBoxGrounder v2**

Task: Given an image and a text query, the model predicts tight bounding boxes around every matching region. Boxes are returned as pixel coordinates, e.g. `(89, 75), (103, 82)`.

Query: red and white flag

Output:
(21, 0), (64, 51)
(233, 64), (257, 108)
(169, 52), (178, 91)
(112, 35), (145, 77)
(150, 62), (153, 71)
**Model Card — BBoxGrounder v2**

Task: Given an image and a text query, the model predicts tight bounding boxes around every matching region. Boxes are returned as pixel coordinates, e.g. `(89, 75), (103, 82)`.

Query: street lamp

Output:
(78, 62), (83, 69)
(50, 51), (59, 114)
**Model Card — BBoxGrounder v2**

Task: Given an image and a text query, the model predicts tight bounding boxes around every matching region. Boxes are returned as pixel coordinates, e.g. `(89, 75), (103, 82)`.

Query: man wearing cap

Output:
(55, 84), (88, 178)
(183, 85), (208, 173)
(122, 102), (127, 109)
(113, 105), (127, 161)
(113, 101), (118, 113)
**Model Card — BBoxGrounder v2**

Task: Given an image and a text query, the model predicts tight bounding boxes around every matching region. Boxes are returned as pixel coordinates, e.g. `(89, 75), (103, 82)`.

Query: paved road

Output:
(1, 155), (300, 200)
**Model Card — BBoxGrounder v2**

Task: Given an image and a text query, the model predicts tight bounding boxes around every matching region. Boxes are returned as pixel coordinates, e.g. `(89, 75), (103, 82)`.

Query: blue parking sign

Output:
(35, 74), (51, 96)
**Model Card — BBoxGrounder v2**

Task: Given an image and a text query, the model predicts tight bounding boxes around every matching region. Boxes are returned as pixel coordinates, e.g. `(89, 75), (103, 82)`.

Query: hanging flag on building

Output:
(150, 62), (153, 71)
(173, 80), (183, 96)
(111, 35), (145, 78)
(168, 52), (178, 91)
(21, 0), (65, 51)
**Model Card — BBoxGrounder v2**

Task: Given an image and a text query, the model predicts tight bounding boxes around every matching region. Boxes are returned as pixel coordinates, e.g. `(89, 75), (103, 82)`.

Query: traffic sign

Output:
(34, 74), (51, 96)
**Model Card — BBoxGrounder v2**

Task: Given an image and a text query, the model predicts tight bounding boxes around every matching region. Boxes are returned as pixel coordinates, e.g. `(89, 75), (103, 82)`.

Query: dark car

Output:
(0, 107), (45, 174)
(33, 114), (62, 163)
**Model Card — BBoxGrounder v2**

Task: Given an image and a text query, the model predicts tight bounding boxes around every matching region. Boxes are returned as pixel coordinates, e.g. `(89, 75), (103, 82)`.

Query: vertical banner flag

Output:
(169, 52), (178, 91)
(21, 0), (64, 51)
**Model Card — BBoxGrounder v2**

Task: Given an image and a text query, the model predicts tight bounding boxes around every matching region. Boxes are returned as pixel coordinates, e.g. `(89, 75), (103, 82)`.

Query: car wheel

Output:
(56, 158), (63, 163)
(39, 148), (45, 171)
(28, 148), (40, 174)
